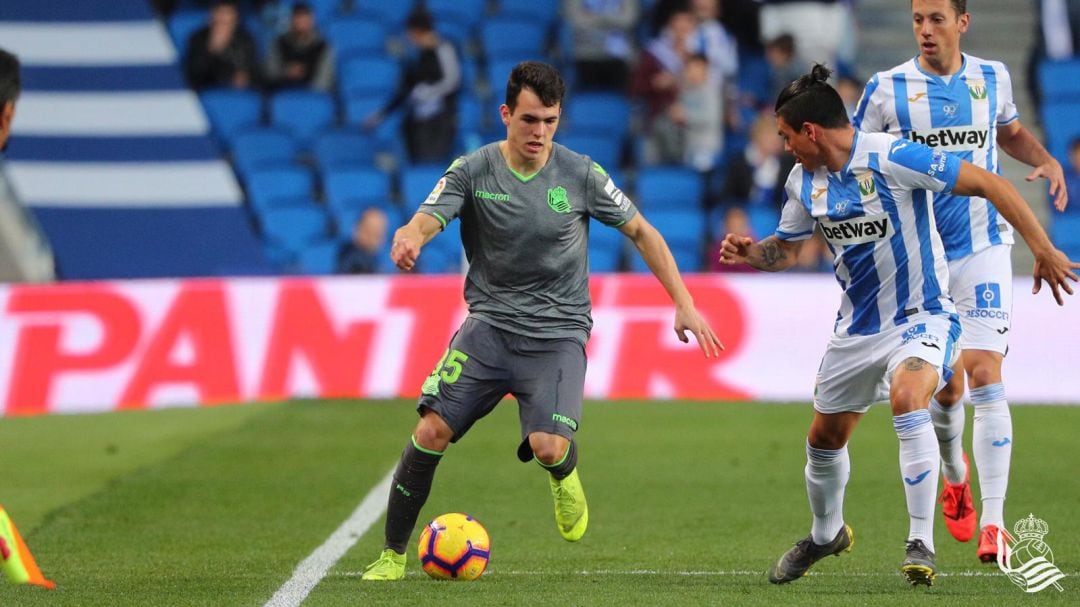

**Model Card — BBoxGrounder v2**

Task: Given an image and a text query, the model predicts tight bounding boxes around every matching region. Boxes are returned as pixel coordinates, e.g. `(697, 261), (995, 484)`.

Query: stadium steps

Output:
(855, 0), (1044, 272)
(0, 0), (274, 279)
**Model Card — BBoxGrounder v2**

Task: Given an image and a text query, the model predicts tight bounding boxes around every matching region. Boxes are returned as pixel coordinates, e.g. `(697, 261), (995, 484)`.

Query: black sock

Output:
(384, 437), (443, 554)
(537, 440), (577, 481)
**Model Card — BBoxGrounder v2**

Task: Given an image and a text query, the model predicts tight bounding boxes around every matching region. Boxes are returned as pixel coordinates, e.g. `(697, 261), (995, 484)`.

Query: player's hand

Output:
(718, 233), (753, 265)
(391, 236), (421, 272)
(1031, 248), (1080, 305)
(1026, 161), (1068, 212)
(674, 304), (724, 358)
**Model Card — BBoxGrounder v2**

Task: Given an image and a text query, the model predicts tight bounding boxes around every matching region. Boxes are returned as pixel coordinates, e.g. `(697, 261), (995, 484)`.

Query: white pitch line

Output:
(264, 467), (394, 607)
(335, 568), (1076, 579)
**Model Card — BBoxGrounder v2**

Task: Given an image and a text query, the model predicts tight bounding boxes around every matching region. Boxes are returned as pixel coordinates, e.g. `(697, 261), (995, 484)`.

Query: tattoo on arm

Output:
(902, 358), (928, 372)
(759, 239), (787, 268)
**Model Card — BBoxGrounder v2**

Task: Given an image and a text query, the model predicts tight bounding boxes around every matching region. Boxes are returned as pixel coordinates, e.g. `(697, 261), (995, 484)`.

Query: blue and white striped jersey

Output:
(853, 54), (1018, 260)
(777, 132), (961, 337)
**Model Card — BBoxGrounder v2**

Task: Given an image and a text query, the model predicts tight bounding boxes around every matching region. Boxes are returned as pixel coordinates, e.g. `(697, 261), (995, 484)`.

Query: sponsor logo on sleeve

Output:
(424, 177), (447, 205)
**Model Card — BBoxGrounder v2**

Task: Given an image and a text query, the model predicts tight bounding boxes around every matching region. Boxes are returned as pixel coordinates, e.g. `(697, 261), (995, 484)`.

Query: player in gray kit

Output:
(362, 61), (723, 580)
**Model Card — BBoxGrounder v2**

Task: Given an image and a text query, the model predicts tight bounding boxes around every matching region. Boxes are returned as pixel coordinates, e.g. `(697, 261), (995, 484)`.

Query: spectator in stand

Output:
(265, 2), (334, 91)
(184, 0), (262, 90)
(721, 113), (791, 209)
(681, 53), (722, 172)
(631, 6), (697, 165)
(563, 0), (641, 91)
(338, 206), (389, 274)
(364, 10), (461, 165)
(1028, 0), (1080, 109)
(759, 0), (845, 67)
(688, 0), (739, 156)
(708, 206), (756, 272)
(0, 47), (20, 154)
(764, 33), (802, 102)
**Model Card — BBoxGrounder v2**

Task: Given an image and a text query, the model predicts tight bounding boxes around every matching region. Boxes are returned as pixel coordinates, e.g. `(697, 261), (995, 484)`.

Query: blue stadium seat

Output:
(498, 0), (559, 26)
(323, 167), (391, 211)
(355, 1), (413, 30)
(261, 204), (331, 266)
(629, 209), (705, 272)
(747, 205), (780, 240)
(737, 47), (772, 105)
(481, 18), (547, 64)
(1051, 213), (1080, 260)
(636, 167), (705, 210)
(486, 59), (520, 95)
(1038, 59), (1080, 103)
(557, 133), (621, 170)
(246, 166), (316, 214)
(298, 238), (342, 275)
(313, 129), (377, 170)
(306, 0), (344, 22)
(565, 93), (631, 137)
(418, 219), (463, 273)
(325, 16), (387, 62)
(401, 164), (449, 207)
(231, 128), (300, 178)
(588, 218), (625, 272)
(1041, 101), (1080, 165)
(340, 57), (398, 99)
(269, 90), (337, 147)
(200, 89), (263, 144)
(167, 10), (206, 59)
(342, 95), (403, 158)
(427, 0), (487, 30)
(457, 94), (485, 154)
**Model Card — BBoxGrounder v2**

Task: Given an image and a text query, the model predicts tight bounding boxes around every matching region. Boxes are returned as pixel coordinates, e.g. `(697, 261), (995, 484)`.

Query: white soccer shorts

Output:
(947, 244), (1013, 355)
(813, 312), (961, 414)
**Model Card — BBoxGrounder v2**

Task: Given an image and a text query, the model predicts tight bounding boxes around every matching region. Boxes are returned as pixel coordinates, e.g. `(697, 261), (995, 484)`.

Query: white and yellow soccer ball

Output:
(417, 512), (491, 581)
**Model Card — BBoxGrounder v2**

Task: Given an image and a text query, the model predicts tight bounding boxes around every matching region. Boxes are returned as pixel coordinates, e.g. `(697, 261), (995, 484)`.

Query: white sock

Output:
(894, 409), (937, 553)
(971, 383), (1011, 528)
(929, 398), (967, 484)
(805, 441), (849, 545)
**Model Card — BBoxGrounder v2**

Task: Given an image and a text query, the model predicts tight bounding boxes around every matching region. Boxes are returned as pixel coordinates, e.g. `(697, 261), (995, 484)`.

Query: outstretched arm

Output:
(390, 212), (443, 272)
(952, 161), (1080, 304)
(718, 234), (804, 272)
(997, 120), (1068, 211)
(619, 214), (723, 357)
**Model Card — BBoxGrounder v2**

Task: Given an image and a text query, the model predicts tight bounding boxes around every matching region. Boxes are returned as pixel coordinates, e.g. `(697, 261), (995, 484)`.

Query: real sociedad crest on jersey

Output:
(967, 78), (988, 100)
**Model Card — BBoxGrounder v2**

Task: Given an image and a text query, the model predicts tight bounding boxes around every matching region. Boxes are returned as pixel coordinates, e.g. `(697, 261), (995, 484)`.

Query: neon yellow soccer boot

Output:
(549, 468), (588, 542)
(361, 548), (406, 581)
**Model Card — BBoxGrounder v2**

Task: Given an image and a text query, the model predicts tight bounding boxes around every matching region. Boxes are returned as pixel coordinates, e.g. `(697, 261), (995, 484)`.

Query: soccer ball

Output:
(417, 513), (491, 580)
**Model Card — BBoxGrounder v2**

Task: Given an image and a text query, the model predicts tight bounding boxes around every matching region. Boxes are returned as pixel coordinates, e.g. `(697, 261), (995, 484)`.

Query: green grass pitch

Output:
(1, 400), (1076, 606)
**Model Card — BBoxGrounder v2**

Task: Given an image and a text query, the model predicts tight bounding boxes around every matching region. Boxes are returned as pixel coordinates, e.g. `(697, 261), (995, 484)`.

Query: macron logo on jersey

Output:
(909, 126), (988, 152)
(820, 212), (892, 246)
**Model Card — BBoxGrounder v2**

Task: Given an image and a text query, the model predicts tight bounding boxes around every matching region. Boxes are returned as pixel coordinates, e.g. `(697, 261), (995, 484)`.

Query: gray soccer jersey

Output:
(417, 142), (638, 344)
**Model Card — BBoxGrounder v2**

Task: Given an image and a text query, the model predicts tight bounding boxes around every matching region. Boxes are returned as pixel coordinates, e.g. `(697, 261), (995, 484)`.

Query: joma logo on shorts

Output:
(819, 213), (891, 246)
(552, 413), (578, 431)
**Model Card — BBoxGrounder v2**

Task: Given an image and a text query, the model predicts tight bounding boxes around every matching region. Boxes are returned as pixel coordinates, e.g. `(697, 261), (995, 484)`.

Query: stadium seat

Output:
(557, 133), (621, 170)
(401, 164), (450, 208)
(269, 90), (337, 147)
(339, 57), (399, 100)
(636, 167), (705, 210)
(298, 238), (342, 275)
(427, 0), (487, 30)
(418, 218), (463, 273)
(480, 18), (547, 64)
(355, 1), (413, 30)
(305, 0), (343, 22)
(565, 93), (631, 138)
(486, 59), (520, 96)
(1051, 213), (1080, 260)
(1040, 101), (1080, 165)
(312, 129), (377, 170)
(231, 128), (300, 178)
(1038, 59), (1080, 103)
(200, 89), (263, 144)
(246, 166), (316, 214)
(589, 218), (625, 272)
(747, 205), (780, 240)
(167, 10), (206, 59)
(261, 204), (331, 265)
(325, 16), (387, 62)
(323, 167), (391, 211)
(498, 0), (559, 26)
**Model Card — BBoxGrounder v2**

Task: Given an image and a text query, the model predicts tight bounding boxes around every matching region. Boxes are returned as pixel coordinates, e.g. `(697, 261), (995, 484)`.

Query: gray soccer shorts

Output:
(416, 317), (586, 449)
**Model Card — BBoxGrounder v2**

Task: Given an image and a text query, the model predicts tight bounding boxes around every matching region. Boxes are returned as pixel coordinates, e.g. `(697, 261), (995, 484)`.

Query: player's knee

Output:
(891, 386), (929, 415)
(414, 415), (452, 452)
(966, 362), (1000, 388)
(934, 380), (965, 407)
(528, 433), (569, 465)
